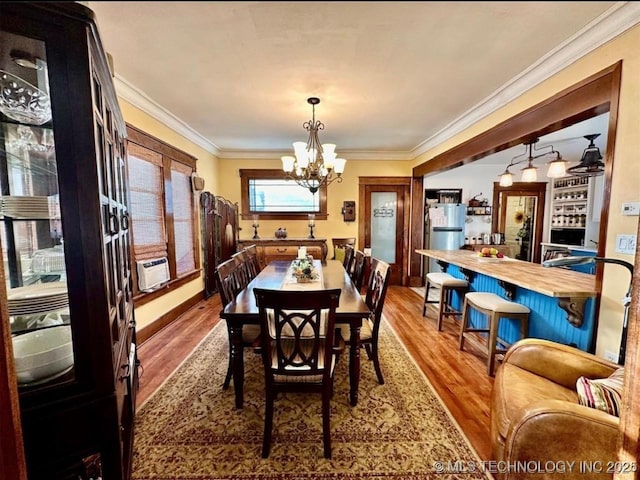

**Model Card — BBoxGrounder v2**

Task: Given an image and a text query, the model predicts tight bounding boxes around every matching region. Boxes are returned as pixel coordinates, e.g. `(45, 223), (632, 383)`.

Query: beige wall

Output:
(216, 157), (413, 256)
(120, 25), (639, 357)
(412, 25), (640, 359)
(119, 99), (220, 331)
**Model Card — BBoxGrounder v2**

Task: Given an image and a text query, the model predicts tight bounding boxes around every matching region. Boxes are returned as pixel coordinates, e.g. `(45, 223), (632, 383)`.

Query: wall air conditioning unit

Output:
(136, 257), (170, 292)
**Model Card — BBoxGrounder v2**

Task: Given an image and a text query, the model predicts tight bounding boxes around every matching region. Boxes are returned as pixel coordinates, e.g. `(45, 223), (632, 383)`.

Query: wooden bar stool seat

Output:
(423, 272), (469, 331)
(459, 292), (530, 376)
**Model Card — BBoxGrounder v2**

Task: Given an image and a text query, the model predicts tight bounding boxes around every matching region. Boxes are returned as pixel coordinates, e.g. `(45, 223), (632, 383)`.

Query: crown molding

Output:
(218, 149), (413, 161)
(412, 1), (640, 158)
(114, 75), (221, 156)
(114, 2), (639, 162)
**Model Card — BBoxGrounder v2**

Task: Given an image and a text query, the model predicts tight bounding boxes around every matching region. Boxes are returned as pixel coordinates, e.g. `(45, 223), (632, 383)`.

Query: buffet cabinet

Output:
(238, 238), (328, 269)
(0, 4), (137, 479)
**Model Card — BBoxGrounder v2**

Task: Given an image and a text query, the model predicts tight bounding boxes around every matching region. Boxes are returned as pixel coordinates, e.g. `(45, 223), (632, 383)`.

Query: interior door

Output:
(361, 181), (410, 285)
(491, 182), (546, 264)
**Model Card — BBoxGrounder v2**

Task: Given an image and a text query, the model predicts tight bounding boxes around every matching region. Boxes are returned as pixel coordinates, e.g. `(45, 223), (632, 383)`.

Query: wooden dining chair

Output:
(215, 257), (261, 390)
(253, 287), (344, 459)
(339, 258), (391, 384)
(350, 249), (368, 291)
(244, 244), (261, 277)
(231, 249), (253, 289)
(342, 244), (355, 272)
(331, 237), (356, 262)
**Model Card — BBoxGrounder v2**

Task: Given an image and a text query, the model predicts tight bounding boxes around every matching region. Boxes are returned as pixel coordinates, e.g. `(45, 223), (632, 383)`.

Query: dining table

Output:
(220, 259), (371, 408)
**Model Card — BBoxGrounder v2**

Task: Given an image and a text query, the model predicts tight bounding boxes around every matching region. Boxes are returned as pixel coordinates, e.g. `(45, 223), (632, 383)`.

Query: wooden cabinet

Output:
(0, 3), (136, 479)
(238, 238), (328, 269)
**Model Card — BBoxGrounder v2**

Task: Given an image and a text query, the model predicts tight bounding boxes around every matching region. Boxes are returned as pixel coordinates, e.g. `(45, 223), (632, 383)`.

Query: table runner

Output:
(281, 259), (325, 290)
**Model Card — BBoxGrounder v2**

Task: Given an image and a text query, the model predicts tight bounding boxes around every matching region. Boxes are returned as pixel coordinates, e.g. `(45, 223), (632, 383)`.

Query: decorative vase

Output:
(296, 277), (311, 283)
(275, 227), (287, 239)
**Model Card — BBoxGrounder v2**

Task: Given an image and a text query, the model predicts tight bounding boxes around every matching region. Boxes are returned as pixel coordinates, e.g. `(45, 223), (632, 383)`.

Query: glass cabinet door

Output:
(0, 29), (74, 387)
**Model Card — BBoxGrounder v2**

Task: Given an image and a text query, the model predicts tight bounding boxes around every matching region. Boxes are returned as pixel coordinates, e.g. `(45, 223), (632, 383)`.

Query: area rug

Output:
(132, 319), (489, 479)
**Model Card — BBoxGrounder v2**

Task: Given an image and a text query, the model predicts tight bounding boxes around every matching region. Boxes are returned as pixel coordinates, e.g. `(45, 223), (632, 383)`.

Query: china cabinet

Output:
(0, 3), (136, 479)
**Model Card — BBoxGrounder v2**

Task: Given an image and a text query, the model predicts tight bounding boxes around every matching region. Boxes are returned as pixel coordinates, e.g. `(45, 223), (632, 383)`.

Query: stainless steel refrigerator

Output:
(426, 203), (466, 273)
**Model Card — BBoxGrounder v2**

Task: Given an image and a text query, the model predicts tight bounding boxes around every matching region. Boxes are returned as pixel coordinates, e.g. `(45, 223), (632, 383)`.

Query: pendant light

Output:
(566, 134), (605, 176)
(498, 138), (563, 184)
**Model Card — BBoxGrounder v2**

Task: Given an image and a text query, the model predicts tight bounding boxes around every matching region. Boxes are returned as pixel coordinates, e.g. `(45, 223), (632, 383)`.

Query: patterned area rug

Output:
(132, 320), (489, 479)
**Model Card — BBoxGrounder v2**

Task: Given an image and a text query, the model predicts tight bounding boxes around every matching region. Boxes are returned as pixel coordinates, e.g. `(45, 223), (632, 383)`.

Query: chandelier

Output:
(498, 138), (566, 187)
(281, 97), (346, 194)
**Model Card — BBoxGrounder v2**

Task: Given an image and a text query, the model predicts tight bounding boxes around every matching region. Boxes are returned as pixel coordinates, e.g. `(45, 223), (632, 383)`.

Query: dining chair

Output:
(342, 244), (355, 272)
(331, 237), (356, 262)
(244, 244), (261, 277)
(215, 257), (261, 390)
(339, 257), (391, 384)
(253, 287), (344, 459)
(350, 249), (368, 291)
(231, 249), (253, 289)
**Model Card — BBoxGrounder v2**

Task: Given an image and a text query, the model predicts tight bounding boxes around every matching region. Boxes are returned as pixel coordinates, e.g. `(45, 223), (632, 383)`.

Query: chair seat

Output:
(466, 292), (530, 314)
(338, 318), (374, 342)
(426, 272), (468, 287)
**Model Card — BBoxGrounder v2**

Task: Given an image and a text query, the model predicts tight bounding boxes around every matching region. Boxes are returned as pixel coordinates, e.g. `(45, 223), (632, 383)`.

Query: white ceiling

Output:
(87, 1), (627, 159)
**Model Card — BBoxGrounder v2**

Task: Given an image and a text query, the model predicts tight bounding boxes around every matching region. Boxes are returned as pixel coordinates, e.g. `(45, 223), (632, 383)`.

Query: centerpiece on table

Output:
(291, 257), (318, 283)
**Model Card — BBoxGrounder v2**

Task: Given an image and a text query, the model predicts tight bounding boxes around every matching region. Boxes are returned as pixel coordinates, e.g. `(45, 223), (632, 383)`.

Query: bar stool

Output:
(423, 272), (469, 331)
(459, 292), (530, 376)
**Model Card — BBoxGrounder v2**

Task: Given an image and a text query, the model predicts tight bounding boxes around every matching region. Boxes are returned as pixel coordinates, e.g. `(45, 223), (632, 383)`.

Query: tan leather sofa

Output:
(491, 338), (620, 479)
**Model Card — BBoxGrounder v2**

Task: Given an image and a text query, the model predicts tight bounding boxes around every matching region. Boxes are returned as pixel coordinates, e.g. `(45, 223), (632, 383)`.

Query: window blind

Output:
(127, 143), (167, 261)
(171, 161), (195, 275)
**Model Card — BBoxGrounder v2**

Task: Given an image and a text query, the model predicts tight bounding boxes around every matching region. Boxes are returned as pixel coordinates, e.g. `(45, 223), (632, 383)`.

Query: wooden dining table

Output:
(220, 259), (371, 408)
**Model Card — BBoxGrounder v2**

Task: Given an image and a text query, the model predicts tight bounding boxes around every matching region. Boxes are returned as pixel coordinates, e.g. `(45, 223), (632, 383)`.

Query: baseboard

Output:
(137, 291), (204, 345)
(409, 275), (423, 287)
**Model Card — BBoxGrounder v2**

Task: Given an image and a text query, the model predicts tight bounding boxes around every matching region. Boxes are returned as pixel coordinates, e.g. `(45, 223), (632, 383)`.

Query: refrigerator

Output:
(426, 203), (467, 273)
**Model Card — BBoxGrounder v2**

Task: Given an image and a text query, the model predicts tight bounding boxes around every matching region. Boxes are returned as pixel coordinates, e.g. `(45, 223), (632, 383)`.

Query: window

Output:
(240, 169), (327, 220)
(126, 125), (199, 302)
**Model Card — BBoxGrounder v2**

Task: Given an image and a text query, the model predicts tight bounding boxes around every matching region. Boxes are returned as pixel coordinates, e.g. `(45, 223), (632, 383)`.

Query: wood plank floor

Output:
(135, 285), (494, 460)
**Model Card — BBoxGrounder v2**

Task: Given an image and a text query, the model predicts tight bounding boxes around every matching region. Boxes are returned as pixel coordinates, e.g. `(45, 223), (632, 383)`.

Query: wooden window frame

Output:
(126, 124), (200, 305)
(239, 169), (328, 220)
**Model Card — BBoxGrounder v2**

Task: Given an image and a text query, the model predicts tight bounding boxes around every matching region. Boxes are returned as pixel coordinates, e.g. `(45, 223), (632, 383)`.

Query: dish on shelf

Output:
(0, 195), (60, 219)
(7, 281), (69, 316)
(0, 70), (52, 125)
(12, 325), (74, 385)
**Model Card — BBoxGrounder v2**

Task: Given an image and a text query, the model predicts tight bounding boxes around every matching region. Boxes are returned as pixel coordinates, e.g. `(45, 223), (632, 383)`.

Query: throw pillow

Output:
(335, 247), (345, 263)
(576, 367), (624, 417)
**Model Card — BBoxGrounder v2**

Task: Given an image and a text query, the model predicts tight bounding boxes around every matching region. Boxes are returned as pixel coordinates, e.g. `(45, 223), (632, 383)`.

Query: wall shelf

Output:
(466, 206), (492, 216)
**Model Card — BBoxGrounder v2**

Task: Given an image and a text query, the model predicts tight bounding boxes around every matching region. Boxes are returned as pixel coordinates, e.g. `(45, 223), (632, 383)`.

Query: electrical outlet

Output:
(604, 350), (618, 363)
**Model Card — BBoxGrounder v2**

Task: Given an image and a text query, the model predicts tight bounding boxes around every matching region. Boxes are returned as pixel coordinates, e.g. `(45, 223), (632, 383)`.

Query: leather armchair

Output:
(491, 338), (620, 479)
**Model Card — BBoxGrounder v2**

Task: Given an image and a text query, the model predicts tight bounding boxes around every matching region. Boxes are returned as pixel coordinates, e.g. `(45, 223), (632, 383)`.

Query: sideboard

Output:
(238, 238), (328, 269)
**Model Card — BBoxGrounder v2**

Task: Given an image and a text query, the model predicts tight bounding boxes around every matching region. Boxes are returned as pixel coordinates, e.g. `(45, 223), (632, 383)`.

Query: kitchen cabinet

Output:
(0, 3), (136, 479)
(238, 238), (328, 269)
(548, 175), (602, 251)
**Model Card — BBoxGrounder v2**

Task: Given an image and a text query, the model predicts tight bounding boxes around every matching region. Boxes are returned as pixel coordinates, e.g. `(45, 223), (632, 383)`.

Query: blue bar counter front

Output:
(443, 263), (596, 351)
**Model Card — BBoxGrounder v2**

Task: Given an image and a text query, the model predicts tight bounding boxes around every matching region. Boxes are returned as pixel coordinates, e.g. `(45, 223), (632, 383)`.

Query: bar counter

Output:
(416, 249), (598, 350)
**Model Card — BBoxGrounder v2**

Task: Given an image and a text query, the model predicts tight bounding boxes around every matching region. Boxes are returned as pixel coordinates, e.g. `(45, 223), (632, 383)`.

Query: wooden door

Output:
(359, 178), (411, 285)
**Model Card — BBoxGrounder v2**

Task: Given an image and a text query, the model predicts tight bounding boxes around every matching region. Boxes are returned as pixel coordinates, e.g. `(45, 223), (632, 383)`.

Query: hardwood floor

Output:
(135, 285), (494, 460)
